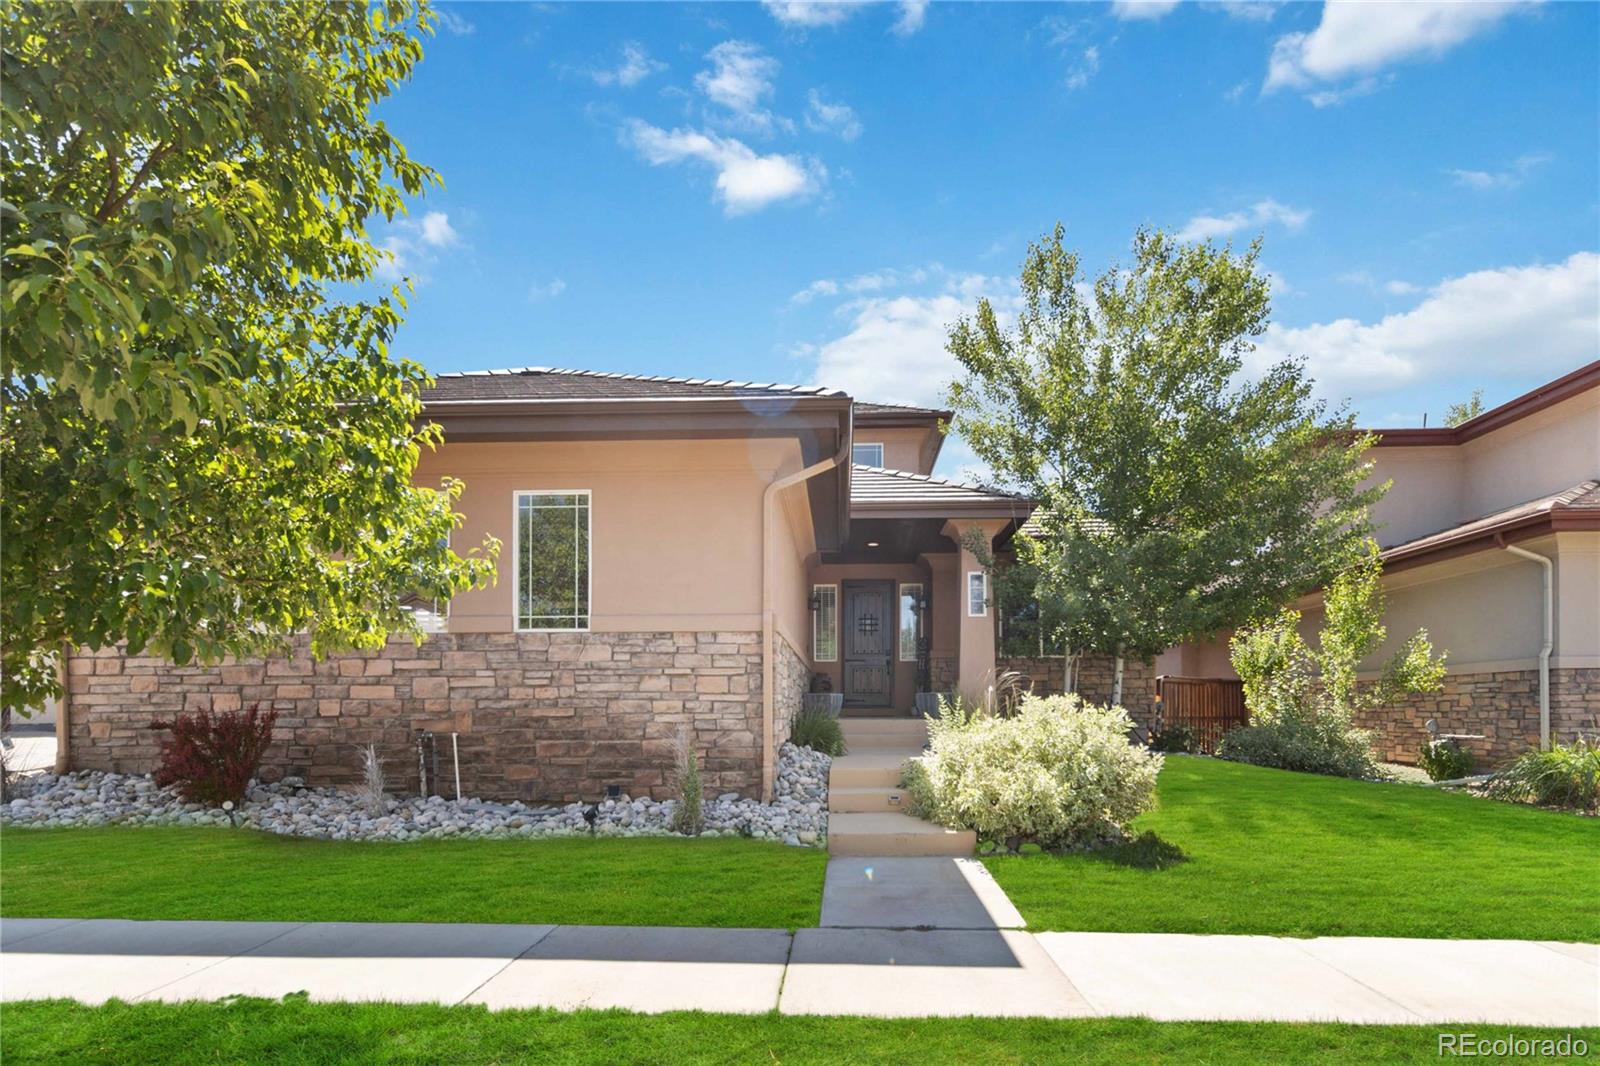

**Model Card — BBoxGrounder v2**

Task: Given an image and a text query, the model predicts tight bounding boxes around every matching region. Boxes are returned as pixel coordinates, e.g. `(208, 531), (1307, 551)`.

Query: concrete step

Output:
(828, 750), (909, 788)
(828, 786), (911, 813)
(827, 812), (976, 857)
(840, 718), (928, 744)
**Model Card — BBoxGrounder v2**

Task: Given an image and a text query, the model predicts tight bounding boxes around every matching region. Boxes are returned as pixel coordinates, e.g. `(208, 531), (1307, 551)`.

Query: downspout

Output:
(1499, 537), (1553, 750)
(761, 427), (851, 801)
(53, 644), (71, 774)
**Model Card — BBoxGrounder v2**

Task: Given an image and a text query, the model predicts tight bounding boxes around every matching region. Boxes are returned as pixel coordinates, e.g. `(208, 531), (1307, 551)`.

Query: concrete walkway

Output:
(5, 917), (1595, 1024)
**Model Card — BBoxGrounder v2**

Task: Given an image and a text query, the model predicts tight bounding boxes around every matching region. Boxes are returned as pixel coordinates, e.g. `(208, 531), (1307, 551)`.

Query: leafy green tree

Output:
(1443, 389), (1484, 427)
(1, 1), (496, 710)
(947, 225), (1383, 702)
(1226, 539), (1447, 777)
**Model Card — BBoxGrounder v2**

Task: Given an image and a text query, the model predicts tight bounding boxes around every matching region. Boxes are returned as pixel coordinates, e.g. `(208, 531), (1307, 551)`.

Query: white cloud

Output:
(1449, 151), (1552, 190)
(803, 270), (1014, 410)
(761, 1), (862, 28)
(432, 7), (475, 35)
(624, 121), (823, 215)
(1210, 0), (1282, 21)
(805, 90), (863, 141)
(1383, 279), (1420, 296)
(1066, 46), (1101, 91)
(1111, 0), (1181, 20)
(528, 278), (567, 301)
(373, 211), (461, 282)
(590, 42), (666, 88)
(1266, 1), (1534, 98)
(789, 266), (928, 305)
(1174, 199), (1310, 242)
(893, 0), (929, 35)
(1223, 80), (1250, 102)
(1249, 252), (1599, 403)
(695, 40), (785, 132)
(418, 211), (459, 248)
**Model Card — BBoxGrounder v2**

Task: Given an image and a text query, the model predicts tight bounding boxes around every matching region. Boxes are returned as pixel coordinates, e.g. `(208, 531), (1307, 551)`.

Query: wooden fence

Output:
(1154, 676), (1247, 753)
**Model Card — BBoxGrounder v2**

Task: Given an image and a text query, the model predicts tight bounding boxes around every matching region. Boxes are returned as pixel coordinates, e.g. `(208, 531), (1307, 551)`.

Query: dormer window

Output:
(853, 442), (884, 467)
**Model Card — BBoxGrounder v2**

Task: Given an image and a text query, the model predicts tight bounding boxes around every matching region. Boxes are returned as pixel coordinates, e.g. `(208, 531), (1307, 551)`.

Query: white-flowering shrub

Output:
(903, 694), (1162, 849)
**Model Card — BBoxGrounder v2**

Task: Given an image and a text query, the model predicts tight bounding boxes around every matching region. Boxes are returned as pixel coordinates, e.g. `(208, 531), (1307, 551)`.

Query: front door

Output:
(842, 581), (894, 706)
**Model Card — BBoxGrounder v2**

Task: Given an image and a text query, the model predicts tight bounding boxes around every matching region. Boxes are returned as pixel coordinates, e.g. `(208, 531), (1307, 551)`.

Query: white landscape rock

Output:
(1, 743), (831, 846)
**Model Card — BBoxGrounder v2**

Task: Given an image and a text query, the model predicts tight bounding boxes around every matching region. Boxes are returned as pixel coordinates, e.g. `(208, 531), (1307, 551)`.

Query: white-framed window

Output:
(852, 442), (884, 467)
(514, 491), (591, 631)
(813, 584), (838, 662)
(967, 571), (988, 617)
(898, 583), (923, 662)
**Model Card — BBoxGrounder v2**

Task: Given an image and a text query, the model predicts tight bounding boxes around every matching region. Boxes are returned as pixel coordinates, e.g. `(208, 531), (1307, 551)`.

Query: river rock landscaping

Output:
(2, 742), (831, 846)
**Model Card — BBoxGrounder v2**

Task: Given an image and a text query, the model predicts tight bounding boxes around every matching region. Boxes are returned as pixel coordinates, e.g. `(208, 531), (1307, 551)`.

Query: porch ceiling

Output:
(823, 516), (1021, 564)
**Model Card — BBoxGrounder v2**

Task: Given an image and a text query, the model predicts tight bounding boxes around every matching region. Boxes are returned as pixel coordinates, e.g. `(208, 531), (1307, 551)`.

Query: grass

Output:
(7, 1000), (1596, 1065)
(984, 756), (1600, 941)
(0, 828), (825, 929)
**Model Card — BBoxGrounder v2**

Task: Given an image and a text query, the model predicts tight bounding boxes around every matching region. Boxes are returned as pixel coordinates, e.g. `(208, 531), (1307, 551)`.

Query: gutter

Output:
(1498, 536), (1553, 750)
(760, 421), (852, 801)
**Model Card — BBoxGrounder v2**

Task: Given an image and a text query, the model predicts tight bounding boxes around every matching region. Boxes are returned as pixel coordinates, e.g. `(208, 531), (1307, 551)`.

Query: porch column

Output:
(942, 518), (1009, 707)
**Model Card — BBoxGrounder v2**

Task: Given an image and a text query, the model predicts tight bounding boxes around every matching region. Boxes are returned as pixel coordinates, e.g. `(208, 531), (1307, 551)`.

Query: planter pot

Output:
(914, 691), (945, 718)
(801, 692), (844, 719)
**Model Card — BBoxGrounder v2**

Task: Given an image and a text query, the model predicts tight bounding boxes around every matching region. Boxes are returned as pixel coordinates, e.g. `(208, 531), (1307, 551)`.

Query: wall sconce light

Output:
(866, 541), (880, 548)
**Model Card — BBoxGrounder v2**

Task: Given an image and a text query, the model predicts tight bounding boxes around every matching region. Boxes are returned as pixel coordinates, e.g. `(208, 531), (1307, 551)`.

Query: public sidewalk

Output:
(5, 911), (1596, 1024)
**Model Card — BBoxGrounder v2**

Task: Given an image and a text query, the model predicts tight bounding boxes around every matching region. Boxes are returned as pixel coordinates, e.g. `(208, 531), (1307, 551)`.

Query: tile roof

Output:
(1382, 479), (1600, 561)
(423, 366), (846, 403)
(850, 465), (1032, 508)
(854, 400), (950, 420)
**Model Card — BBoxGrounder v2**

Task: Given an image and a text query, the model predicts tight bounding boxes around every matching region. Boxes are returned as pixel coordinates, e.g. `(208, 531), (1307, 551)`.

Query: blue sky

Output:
(371, 0), (1598, 475)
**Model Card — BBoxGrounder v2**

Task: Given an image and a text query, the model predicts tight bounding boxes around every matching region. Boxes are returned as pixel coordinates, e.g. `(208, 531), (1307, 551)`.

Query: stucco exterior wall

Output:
(415, 438), (805, 633)
(1458, 389), (1599, 519)
(1363, 388), (1599, 548)
(854, 427), (936, 476)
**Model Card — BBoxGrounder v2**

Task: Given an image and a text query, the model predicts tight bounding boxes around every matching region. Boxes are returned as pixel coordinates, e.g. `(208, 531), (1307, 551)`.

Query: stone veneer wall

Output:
(1355, 667), (1600, 768)
(772, 633), (809, 750)
(66, 631), (772, 803)
(997, 654), (1160, 730)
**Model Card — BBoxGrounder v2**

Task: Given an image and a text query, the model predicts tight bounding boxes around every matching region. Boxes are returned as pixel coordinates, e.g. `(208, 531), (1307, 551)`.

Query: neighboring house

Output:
(62, 368), (1033, 802)
(1160, 361), (1600, 765)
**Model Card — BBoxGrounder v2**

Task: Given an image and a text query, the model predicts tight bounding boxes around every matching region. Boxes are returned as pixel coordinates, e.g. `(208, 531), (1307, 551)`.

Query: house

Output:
(61, 368), (1035, 802)
(1160, 361), (1600, 765)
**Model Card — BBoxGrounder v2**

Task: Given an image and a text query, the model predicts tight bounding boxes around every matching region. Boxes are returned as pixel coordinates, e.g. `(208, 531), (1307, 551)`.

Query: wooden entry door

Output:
(842, 580), (894, 706)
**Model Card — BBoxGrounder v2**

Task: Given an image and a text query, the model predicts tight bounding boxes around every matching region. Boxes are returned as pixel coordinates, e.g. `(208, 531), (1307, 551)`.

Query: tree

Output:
(947, 225), (1384, 703)
(1225, 539), (1446, 778)
(1, 2), (497, 710)
(1443, 389), (1484, 427)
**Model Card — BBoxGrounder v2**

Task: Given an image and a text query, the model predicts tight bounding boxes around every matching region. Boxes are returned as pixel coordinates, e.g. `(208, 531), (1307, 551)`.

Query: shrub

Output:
(358, 744), (388, 816)
(1217, 718), (1386, 781)
(903, 693), (1162, 850)
(789, 707), (846, 757)
(1417, 739), (1475, 782)
(1148, 723), (1196, 754)
(1487, 738), (1600, 813)
(149, 704), (279, 805)
(1226, 539), (1445, 781)
(670, 728), (704, 835)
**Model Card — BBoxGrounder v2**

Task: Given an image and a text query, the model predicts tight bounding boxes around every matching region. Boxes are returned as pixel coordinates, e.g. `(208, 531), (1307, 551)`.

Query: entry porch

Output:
(806, 467), (1033, 716)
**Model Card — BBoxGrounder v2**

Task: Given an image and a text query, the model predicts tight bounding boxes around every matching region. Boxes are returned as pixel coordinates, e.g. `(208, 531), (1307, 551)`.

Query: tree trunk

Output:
(1111, 645), (1126, 707)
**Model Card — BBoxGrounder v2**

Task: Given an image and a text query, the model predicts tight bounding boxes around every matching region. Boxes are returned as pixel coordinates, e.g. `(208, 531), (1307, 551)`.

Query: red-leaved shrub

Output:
(150, 705), (279, 805)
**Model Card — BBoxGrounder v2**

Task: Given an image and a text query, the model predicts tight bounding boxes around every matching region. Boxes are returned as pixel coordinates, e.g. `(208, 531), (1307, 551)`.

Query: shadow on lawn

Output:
(1080, 832), (1190, 871)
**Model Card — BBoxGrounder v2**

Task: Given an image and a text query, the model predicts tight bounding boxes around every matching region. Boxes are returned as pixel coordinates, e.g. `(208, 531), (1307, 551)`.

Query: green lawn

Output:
(8, 1000), (1595, 1065)
(984, 756), (1600, 941)
(0, 829), (825, 929)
